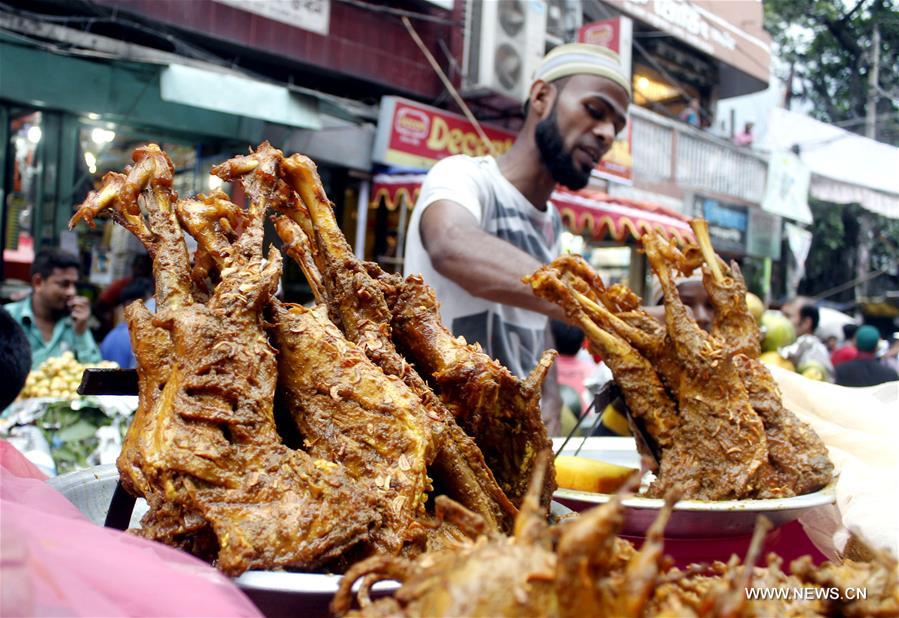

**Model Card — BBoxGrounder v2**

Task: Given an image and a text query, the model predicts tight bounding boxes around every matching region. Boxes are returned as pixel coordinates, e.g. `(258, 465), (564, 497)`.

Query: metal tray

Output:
(551, 437), (836, 537)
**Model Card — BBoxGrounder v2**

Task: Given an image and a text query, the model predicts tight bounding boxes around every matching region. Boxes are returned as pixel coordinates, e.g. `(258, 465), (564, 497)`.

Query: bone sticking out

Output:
(689, 219), (724, 283)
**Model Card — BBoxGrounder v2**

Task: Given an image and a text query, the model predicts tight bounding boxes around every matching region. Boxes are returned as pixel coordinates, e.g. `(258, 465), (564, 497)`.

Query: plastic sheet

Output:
(0, 440), (261, 617)
(769, 367), (899, 559)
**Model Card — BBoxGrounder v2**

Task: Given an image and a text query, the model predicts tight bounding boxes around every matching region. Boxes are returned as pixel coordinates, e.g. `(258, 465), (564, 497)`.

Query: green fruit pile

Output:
(761, 310), (796, 353)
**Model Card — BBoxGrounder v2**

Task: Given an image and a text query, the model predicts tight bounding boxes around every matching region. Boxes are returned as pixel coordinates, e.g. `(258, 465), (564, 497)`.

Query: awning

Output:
(762, 108), (899, 220)
(551, 188), (694, 245)
(369, 173), (426, 210)
(160, 64), (321, 130)
(368, 174), (694, 244)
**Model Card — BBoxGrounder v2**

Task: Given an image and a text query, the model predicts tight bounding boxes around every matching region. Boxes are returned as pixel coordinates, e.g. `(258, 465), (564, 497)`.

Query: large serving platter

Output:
(551, 437), (836, 537)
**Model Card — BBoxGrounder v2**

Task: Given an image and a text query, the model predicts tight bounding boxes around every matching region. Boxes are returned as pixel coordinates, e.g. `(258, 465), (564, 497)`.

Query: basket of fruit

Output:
(1, 352), (136, 476)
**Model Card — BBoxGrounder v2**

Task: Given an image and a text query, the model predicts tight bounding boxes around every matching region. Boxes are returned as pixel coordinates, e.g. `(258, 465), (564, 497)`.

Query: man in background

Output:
(734, 121), (754, 147)
(831, 323), (859, 367)
(680, 98), (701, 127)
(782, 302), (834, 382)
(835, 325), (899, 387)
(404, 44), (631, 432)
(4, 249), (101, 367)
(100, 277), (154, 369)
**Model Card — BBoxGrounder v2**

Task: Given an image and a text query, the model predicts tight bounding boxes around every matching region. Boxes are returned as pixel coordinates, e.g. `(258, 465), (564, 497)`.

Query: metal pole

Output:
(395, 196), (409, 271)
(866, 23), (881, 140)
(354, 180), (369, 260)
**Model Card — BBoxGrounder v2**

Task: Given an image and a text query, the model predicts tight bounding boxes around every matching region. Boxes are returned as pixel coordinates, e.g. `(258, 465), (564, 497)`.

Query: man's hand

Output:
(68, 296), (91, 335)
(421, 200), (568, 323)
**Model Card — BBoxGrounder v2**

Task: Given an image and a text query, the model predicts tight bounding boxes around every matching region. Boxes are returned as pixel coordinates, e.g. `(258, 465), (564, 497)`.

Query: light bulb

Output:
(27, 126), (42, 144)
(91, 128), (116, 144)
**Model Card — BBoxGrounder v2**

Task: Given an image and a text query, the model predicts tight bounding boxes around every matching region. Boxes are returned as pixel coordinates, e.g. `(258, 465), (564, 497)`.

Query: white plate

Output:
(551, 437), (836, 537)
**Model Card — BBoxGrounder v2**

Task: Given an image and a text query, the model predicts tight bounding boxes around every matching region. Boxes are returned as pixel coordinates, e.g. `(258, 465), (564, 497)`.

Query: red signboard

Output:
(372, 97), (516, 169)
(579, 20), (620, 50)
(577, 17), (634, 185)
(577, 16), (632, 75)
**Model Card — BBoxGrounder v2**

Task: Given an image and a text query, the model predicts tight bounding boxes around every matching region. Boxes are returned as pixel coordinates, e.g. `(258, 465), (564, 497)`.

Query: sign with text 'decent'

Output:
(371, 97), (515, 170)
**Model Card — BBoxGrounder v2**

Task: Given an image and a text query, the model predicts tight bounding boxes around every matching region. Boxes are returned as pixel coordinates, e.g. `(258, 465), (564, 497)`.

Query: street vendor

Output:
(404, 43), (630, 383)
(4, 249), (101, 367)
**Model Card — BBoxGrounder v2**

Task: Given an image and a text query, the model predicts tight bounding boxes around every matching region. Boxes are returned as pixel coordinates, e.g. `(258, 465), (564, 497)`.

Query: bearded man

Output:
(404, 44), (630, 386)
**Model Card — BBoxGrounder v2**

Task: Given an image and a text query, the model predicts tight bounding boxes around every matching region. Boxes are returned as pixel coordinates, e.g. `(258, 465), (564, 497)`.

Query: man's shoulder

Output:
(3, 297), (30, 319)
(426, 154), (491, 177)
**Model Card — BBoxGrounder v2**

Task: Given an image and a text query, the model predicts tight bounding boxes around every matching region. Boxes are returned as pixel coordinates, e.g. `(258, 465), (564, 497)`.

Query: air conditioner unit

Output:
(463, 0), (547, 103)
(545, 0), (581, 46)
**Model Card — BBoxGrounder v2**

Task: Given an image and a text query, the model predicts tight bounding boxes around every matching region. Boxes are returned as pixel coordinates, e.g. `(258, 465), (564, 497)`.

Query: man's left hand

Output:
(69, 296), (91, 335)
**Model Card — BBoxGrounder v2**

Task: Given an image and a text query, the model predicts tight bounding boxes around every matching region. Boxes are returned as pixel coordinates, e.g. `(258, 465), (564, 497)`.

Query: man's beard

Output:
(535, 104), (592, 190)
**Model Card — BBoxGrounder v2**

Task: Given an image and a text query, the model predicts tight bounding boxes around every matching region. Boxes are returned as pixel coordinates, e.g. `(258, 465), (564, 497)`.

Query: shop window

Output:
(2, 110), (42, 285)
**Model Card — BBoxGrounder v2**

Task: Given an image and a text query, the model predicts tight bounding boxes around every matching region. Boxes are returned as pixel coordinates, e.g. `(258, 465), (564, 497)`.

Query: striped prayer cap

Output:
(532, 43), (632, 99)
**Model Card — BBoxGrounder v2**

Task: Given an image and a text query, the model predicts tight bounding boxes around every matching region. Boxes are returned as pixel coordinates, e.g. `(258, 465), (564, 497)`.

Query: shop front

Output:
(692, 193), (783, 300)
(0, 38), (268, 288)
(0, 36), (374, 308)
(552, 187), (694, 300)
(365, 96), (515, 272)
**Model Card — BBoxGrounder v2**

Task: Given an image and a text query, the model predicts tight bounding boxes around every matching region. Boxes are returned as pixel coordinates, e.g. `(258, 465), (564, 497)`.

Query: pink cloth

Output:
(0, 440), (262, 617)
(556, 355), (595, 410)
(734, 131), (754, 147)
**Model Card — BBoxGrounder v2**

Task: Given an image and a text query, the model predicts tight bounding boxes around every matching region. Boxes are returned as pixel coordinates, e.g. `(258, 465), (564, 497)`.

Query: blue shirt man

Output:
(99, 278), (155, 369)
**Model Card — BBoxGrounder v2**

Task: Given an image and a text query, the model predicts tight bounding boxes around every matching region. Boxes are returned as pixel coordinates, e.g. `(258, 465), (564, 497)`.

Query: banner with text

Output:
(371, 97), (515, 170)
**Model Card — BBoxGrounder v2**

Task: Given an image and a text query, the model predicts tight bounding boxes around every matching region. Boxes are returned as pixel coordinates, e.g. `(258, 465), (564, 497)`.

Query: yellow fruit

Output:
(745, 293), (765, 322)
(555, 456), (638, 494)
(760, 351), (783, 366)
(798, 360), (827, 381)
(760, 351), (797, 372)
(601, 403), (631, 436)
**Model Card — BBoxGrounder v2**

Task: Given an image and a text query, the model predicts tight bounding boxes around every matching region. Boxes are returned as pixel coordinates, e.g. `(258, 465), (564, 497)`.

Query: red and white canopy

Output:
(369, 174), (693, 245)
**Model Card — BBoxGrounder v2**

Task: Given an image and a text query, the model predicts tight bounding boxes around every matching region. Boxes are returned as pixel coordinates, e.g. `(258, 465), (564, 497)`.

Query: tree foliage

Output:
(800, 200), (899, 301)
(764, 0), (899, 145)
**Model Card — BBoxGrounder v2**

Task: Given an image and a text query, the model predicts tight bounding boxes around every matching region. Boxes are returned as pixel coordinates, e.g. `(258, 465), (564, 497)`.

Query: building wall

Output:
(89, 0), (452, 99)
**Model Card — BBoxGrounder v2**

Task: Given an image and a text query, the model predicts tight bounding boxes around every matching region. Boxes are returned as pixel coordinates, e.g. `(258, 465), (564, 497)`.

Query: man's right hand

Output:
(68, 296), (91, 335)
(420, 200), (569, 323)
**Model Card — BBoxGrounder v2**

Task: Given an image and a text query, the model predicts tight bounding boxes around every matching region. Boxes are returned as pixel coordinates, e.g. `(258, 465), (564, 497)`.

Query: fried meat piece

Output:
(335, 462), (679, 618)
(690, 221), (833, 498)
(72, 143), (379, 575)
(390, 274), (557, 509)
(275, 154), (518, 533)
(526, 263), (681, 476)
(271, 301), (433, 556)
(643, 232), (769, 499)
(790, 551), (899, 617)
(334, 459), (559, 618)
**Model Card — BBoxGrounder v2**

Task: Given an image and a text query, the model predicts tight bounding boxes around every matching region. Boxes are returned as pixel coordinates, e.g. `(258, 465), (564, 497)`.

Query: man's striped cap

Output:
(532, 43), (632, 99)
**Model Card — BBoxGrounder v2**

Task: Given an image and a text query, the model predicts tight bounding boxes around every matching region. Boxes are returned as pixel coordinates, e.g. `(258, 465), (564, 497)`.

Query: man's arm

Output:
(420, 200), (568, 322)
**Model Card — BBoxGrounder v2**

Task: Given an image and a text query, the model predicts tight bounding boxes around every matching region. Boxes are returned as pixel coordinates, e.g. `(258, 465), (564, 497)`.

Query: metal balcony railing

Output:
(630, 106), (768, 204)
